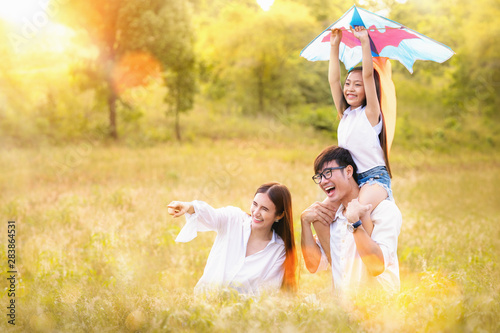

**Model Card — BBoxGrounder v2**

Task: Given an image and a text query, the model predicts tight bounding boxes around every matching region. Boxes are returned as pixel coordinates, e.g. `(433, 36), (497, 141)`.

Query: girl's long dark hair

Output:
(342, 67), (392, 177)
(255, 182), (297, 292)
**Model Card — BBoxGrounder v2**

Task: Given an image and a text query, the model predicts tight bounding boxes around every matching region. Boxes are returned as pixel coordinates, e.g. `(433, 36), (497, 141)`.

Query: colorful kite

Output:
(300, 5), (454, 73)
(300, 6), (454, 156)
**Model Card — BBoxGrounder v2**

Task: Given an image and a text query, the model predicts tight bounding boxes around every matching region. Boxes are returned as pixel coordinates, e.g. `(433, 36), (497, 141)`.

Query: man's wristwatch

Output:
(347, 220), (362, 233)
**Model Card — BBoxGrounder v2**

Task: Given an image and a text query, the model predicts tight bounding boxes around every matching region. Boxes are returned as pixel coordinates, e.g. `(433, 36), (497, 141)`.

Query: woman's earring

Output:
(274, 219), (280, 223)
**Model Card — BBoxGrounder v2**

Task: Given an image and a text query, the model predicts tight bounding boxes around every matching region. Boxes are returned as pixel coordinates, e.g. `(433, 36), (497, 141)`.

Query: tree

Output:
(60, 0), (195, 140)
(197, 1), (318, 115)
(57, 0), (124, 139)
(117, 0), (196, 141)
(446, 0), (500, 119)
(292, 0), (346, 25)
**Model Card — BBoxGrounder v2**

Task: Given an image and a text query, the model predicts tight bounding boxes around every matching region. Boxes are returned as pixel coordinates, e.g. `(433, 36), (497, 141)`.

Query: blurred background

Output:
(0, 0), (499, 332)
(0, 0), (498, 147)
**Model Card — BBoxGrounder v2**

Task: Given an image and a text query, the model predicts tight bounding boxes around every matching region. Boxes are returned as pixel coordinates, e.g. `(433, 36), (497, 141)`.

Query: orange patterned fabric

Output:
(373, 57), (396, 155)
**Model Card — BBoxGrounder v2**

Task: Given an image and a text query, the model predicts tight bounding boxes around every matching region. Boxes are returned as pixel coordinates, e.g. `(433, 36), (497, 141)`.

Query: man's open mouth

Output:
(325, 185), (335, 195)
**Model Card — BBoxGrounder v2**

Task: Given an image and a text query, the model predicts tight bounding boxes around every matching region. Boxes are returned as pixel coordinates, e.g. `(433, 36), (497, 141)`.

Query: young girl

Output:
(168, 182), (297, 296)
(327, 26), (393, 235)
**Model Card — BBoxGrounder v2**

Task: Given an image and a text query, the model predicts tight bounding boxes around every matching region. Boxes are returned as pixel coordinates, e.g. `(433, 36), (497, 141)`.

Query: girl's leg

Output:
(358, 184), (388, 236)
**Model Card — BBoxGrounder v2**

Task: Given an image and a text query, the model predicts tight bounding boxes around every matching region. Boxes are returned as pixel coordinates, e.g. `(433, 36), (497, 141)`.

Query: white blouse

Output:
(175, 201), (286, 296)
(338, 105), (386, 174)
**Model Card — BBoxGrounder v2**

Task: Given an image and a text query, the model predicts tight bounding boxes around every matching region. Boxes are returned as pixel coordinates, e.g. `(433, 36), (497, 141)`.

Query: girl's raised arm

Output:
(329, 28), (347, 117)
(354, 26), (381, 126)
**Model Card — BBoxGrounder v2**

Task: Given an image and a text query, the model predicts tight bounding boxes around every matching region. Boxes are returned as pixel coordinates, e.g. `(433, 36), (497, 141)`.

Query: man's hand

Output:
(301, 200), (337, 227)
(345, 198), (372, 223)
(301, 199), (337, 273)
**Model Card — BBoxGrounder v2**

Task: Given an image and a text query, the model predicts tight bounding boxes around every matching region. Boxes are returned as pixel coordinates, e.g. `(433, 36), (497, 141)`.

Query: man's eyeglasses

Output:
(312, 166), (346, 184)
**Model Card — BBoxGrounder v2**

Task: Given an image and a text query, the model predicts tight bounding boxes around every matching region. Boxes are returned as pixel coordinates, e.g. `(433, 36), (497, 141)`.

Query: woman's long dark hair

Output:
(341, 67), (392, 177)
(255, 182), (297, 292)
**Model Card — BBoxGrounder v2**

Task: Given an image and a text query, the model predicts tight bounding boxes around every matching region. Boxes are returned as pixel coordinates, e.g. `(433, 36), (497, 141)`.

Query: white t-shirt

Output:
(316, 200), (402, 298)
(338, 105), (386, 174)
(175, 201), (286, 296)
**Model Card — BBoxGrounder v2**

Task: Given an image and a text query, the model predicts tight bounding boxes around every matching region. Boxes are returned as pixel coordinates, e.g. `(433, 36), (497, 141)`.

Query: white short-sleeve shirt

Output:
(175, 201), (286, 296)
(338, 105), (386, 173)
(316, 200), (402, 298)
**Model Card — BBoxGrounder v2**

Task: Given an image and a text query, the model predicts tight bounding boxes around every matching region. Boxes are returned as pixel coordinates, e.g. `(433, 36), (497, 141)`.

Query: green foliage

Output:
(118, 0), (196, 111)
(52, 0), (196, 140)
(293, 0), (346, 25)
(116, 0), (196, 140)
(196, 1), (321, 115)
(290, 104), (338, 137)
(391, 0), (500, 122)
(0, 0), (497, 147)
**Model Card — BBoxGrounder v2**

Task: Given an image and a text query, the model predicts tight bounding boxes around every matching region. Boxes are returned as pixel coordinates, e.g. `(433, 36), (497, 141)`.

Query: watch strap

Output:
(352, 220), (362, 229)
(347, 220), (362, 233)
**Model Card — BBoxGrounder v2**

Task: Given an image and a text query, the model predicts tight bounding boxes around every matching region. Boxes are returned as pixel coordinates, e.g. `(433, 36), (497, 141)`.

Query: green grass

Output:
(0, 118), (499, 332)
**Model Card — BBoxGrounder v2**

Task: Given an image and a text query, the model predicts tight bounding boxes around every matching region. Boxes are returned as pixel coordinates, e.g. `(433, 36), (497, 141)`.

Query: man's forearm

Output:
(353, 226), (385, 276)
(301, 220), (322, 273)
(312, 222), (331, 264)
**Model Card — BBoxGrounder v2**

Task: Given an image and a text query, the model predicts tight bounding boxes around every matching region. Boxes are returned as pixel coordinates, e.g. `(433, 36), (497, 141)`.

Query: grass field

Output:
(1, 116), (499, 332)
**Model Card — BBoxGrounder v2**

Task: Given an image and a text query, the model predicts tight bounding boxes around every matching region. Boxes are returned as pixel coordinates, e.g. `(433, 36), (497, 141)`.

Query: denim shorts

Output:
(357, 166), (393, 201)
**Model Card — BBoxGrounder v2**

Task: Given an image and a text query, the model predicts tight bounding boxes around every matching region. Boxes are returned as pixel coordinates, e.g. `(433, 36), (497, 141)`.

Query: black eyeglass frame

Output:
(312, 166), (346, 184)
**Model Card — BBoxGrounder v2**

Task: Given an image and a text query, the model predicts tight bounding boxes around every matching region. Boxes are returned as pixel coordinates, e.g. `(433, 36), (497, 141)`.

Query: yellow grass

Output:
(0, 123), (499, 332)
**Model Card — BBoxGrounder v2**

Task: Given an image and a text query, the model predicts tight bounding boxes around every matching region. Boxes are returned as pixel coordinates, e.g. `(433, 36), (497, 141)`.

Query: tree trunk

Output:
(104, 45), (118, 140)
(256, 62), (265, 113)
(174, 107), (181, 141)
(258, 73), (264, 113)
(108, 86), (118, 140)
(174, 74), (182, 141)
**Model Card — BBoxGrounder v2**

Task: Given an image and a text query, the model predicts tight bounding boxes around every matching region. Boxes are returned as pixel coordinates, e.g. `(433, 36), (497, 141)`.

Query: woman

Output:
(168, 182), (297, 296)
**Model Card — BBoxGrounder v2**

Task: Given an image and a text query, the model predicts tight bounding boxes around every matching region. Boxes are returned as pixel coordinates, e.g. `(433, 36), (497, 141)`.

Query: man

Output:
(301, 146), (402, 298)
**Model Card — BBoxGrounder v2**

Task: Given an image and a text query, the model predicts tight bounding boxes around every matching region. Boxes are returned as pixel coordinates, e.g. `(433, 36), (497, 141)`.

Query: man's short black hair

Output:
(313, 146), (358, 183)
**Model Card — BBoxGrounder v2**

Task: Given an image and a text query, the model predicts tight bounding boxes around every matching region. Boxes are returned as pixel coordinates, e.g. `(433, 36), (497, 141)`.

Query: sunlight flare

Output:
(256, 0), (274, 11)
(0, 0), (51, 24)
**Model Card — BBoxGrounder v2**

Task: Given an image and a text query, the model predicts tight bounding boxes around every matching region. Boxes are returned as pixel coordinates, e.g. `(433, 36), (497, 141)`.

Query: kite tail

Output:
(373, 57), (396, 178)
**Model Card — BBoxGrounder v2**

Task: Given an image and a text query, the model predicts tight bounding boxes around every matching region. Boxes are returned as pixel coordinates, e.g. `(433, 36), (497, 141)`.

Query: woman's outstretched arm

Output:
(168, 201), (195, 217)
